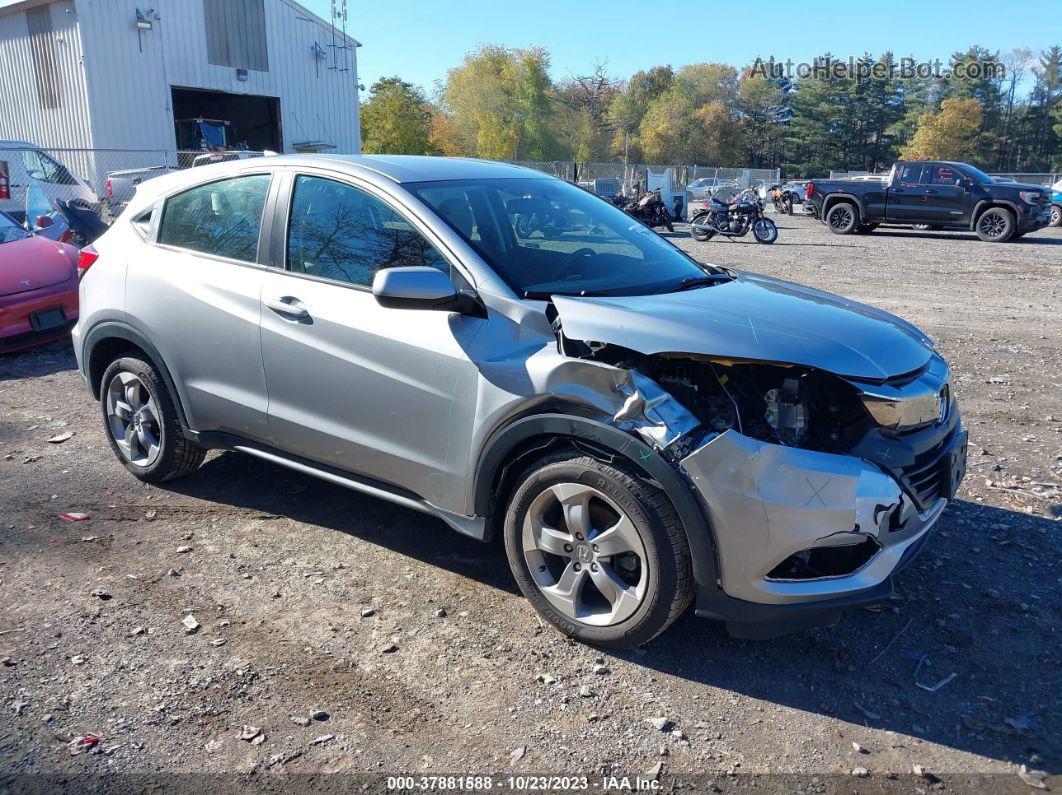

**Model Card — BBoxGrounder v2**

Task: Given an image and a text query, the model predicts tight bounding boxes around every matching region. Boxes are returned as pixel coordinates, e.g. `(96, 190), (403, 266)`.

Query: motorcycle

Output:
(689, 188), (778, 244)
(769, 184), (793, 215)
(623, 189), (674, 232)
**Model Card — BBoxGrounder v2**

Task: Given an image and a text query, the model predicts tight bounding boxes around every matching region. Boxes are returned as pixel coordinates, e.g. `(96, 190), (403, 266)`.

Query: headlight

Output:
(1018, 190), (1042, 204)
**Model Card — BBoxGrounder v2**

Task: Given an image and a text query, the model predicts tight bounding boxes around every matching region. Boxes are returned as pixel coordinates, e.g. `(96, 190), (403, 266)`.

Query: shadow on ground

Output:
(165, 452), (1060, 772)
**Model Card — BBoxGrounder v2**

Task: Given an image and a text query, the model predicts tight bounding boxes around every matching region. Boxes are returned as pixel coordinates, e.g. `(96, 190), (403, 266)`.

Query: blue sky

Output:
(304, 1), (1060, 94)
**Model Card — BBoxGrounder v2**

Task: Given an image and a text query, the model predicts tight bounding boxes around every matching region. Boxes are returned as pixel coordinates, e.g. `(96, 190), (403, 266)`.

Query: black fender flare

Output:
(472, 413), (721, 594)
(81, 320), (192, 431)
(821, 193), (866, 222)
(969, 199), (1020, 230)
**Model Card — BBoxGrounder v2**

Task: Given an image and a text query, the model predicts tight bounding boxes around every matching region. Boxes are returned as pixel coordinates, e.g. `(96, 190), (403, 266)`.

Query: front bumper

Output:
(679, 412), (966, 633)
(1016, 206), (1052, 232)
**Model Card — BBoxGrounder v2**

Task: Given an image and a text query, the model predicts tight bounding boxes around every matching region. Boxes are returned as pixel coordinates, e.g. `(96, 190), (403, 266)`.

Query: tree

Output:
(360, 77), (433, 155)
(439, 44), (561, 160)
(900, 98), (984, 160)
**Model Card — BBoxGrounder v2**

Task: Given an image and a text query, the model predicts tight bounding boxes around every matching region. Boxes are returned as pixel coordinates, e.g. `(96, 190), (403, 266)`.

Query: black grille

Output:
(900, 444), (950, 509)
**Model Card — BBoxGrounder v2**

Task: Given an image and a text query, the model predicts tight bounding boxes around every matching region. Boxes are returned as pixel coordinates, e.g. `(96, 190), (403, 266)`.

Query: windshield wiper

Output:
(524, 289), (611, 299)
(665, 274), (731, 293)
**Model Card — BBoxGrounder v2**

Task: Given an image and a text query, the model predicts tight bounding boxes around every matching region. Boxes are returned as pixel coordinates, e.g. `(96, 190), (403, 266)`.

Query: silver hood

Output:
(551, 271), (934, 381)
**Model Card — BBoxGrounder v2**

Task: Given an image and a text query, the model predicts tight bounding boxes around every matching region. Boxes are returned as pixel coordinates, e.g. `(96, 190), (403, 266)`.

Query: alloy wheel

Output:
(829, 206), (853, 230)
(521, 482), (648, 626)
(105, 372), (162, 467)
(979, 213), (1006, 239)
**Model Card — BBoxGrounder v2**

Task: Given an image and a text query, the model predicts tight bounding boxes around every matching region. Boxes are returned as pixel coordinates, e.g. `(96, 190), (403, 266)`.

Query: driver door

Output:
(259, 171), (484, 513)
(887, 163), (933, 223)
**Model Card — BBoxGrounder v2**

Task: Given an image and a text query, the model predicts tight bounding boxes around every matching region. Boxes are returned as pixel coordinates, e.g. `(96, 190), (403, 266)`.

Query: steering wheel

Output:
(552, 247), (597, 281)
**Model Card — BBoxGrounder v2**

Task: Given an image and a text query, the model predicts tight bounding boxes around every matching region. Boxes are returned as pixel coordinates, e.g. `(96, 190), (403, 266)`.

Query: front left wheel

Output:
(100, 356), (206, 482)
(503, 451), (693, 648)
(1050, 205), (1061, 227)
(752, 217), (778, 243)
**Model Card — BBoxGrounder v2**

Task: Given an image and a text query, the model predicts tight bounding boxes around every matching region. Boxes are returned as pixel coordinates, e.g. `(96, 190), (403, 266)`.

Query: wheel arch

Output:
(472, 412), (721, 594)
(822, 193), (865, 222)
(83, 321), (192, 432)
(969, 199), (1018, 229)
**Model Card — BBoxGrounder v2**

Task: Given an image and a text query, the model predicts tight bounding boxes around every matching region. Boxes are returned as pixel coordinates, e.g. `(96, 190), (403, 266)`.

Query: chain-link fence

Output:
(0, 146), (786, 226)
(0, 146), (270, 222)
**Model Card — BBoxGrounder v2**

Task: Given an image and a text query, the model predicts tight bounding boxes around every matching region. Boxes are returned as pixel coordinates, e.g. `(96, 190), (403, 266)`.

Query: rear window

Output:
(158, 174), (270, 262)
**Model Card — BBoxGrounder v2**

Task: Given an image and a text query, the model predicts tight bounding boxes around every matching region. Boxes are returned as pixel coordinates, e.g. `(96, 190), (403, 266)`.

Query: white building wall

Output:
(1, 0), (360, 154)
(0, 1), (94, 148)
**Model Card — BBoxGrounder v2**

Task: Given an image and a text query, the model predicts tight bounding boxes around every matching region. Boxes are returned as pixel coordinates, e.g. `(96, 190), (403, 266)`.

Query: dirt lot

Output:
(1, 215), (1060, 793)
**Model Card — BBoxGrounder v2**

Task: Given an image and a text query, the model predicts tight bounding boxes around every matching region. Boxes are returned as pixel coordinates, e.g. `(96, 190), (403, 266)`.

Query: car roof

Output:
(0, 140), (38, 148)
(265, 154), (546, 184)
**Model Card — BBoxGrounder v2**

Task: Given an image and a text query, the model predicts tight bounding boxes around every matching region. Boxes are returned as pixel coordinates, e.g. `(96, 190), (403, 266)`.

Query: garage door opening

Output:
(171, 87), (282, 152)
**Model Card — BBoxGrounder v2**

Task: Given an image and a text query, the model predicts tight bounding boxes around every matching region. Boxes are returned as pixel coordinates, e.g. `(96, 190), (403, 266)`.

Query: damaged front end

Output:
(548, 310), (966, 616)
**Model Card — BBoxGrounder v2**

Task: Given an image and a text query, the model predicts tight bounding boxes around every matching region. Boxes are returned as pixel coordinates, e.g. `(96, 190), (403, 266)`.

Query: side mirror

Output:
(372, 266), (483, 315)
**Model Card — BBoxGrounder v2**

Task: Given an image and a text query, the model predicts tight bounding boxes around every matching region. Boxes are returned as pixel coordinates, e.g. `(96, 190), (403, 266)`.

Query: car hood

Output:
(0, 235), (77, 297)
(551, 271), (934, 381)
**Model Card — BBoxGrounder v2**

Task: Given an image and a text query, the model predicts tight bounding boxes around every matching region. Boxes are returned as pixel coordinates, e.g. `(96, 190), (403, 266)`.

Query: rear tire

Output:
(1050, 205), (1061, 227)
(100, 356), (206, 482)
(975, 207), (1015, 242)
(825, 202), (858, 234)
(502, 450), (693, 649)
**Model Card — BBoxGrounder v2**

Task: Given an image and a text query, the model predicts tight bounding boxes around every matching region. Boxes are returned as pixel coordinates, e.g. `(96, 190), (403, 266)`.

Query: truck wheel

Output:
(100, 356), (207, 482)
(1050, 205), (1061, 227)
(975, 207), (1015, 242)
(502, 450), (693, 649)
(825, 202), (858, 234)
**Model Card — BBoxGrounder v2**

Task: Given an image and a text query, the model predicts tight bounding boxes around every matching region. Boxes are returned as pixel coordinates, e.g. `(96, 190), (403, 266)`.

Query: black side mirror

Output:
(372, 266), (484, 316)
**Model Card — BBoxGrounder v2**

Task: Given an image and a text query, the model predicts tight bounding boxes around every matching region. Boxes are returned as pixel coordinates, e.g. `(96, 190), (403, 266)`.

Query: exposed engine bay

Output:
(556, 332), (874, 456)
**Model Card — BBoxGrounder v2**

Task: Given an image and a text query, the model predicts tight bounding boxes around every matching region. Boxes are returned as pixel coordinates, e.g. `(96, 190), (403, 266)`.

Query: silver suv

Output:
(73, 155), (967, 648)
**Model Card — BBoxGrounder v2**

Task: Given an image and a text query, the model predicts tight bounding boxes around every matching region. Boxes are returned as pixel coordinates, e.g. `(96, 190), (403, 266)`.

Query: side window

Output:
(19, 149), (77, 185)
(158, 174), (270, 263)
(897, 164), (926, 188)
(286, 175), (449, 287)
(930, 165), (957, 185)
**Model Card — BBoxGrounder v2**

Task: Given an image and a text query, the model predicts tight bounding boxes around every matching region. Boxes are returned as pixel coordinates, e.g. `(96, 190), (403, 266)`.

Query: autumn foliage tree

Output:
(900, 98), (984, 160)
(360, 77), (434, 155)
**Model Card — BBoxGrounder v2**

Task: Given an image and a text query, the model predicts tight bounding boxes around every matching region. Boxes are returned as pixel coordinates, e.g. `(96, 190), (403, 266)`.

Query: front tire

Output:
(1050, 205), (1061, 227)
(503, 451), (693, 649)
(825, 202), (858, 234)
(690, 212), (714, 242)
(100, 356), (206, 482)
(975, 207), (1015, 242)
(752, 217), (778, 243)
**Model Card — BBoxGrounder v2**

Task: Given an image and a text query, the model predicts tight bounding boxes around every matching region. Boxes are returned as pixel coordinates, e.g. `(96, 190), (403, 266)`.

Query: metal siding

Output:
(0, 1), (93, 147)
(0, 0), (359, 154)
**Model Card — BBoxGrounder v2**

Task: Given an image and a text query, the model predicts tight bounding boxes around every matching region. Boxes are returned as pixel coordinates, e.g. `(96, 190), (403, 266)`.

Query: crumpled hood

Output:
(551, 271), (934, 381)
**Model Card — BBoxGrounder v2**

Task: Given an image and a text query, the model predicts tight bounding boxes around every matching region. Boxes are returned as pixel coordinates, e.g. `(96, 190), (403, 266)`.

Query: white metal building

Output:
(0, 0), (361, 154)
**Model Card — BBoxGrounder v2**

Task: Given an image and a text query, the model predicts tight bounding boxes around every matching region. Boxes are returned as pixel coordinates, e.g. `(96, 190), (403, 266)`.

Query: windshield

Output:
(960, 164), (994, 184)
(0, 212), (30, 244)
(409, 177), (720, 297)
(407, 177), (722, 297)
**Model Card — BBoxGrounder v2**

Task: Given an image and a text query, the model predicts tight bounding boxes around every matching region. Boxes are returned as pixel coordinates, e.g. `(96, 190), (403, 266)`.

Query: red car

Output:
(0, 210), (81, 353)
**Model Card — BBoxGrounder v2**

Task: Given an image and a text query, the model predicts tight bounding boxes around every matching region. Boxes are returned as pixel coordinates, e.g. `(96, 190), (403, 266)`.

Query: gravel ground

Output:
(1, 215), (1059, 793)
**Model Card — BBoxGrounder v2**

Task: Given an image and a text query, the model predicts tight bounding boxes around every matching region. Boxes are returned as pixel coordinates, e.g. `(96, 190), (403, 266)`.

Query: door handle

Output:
(266, 296), (309, 320)
(925, 189), (938, 194)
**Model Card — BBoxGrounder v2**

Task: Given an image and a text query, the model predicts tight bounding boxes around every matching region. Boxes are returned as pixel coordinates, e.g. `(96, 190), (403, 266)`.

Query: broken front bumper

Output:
(680, 422), (966, 609)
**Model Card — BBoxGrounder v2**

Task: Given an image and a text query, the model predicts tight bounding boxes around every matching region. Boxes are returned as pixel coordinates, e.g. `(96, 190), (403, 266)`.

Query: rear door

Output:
(258, 170), (484, 513)
(885, 163), (932, 223)
(130, 172), (275, 439)
(921, 163), (969, 225)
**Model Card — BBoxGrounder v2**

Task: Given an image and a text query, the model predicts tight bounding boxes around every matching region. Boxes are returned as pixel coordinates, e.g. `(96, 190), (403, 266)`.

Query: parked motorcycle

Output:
(769, 184), (793, 215)
(689, 188), (778, 244)
(53, 198), (109, 246)
(624, 189), (674, 232)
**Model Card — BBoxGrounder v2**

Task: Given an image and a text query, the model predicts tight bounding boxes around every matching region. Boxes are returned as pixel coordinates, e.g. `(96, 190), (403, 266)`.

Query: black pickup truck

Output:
(806, 161), (1053, 242)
